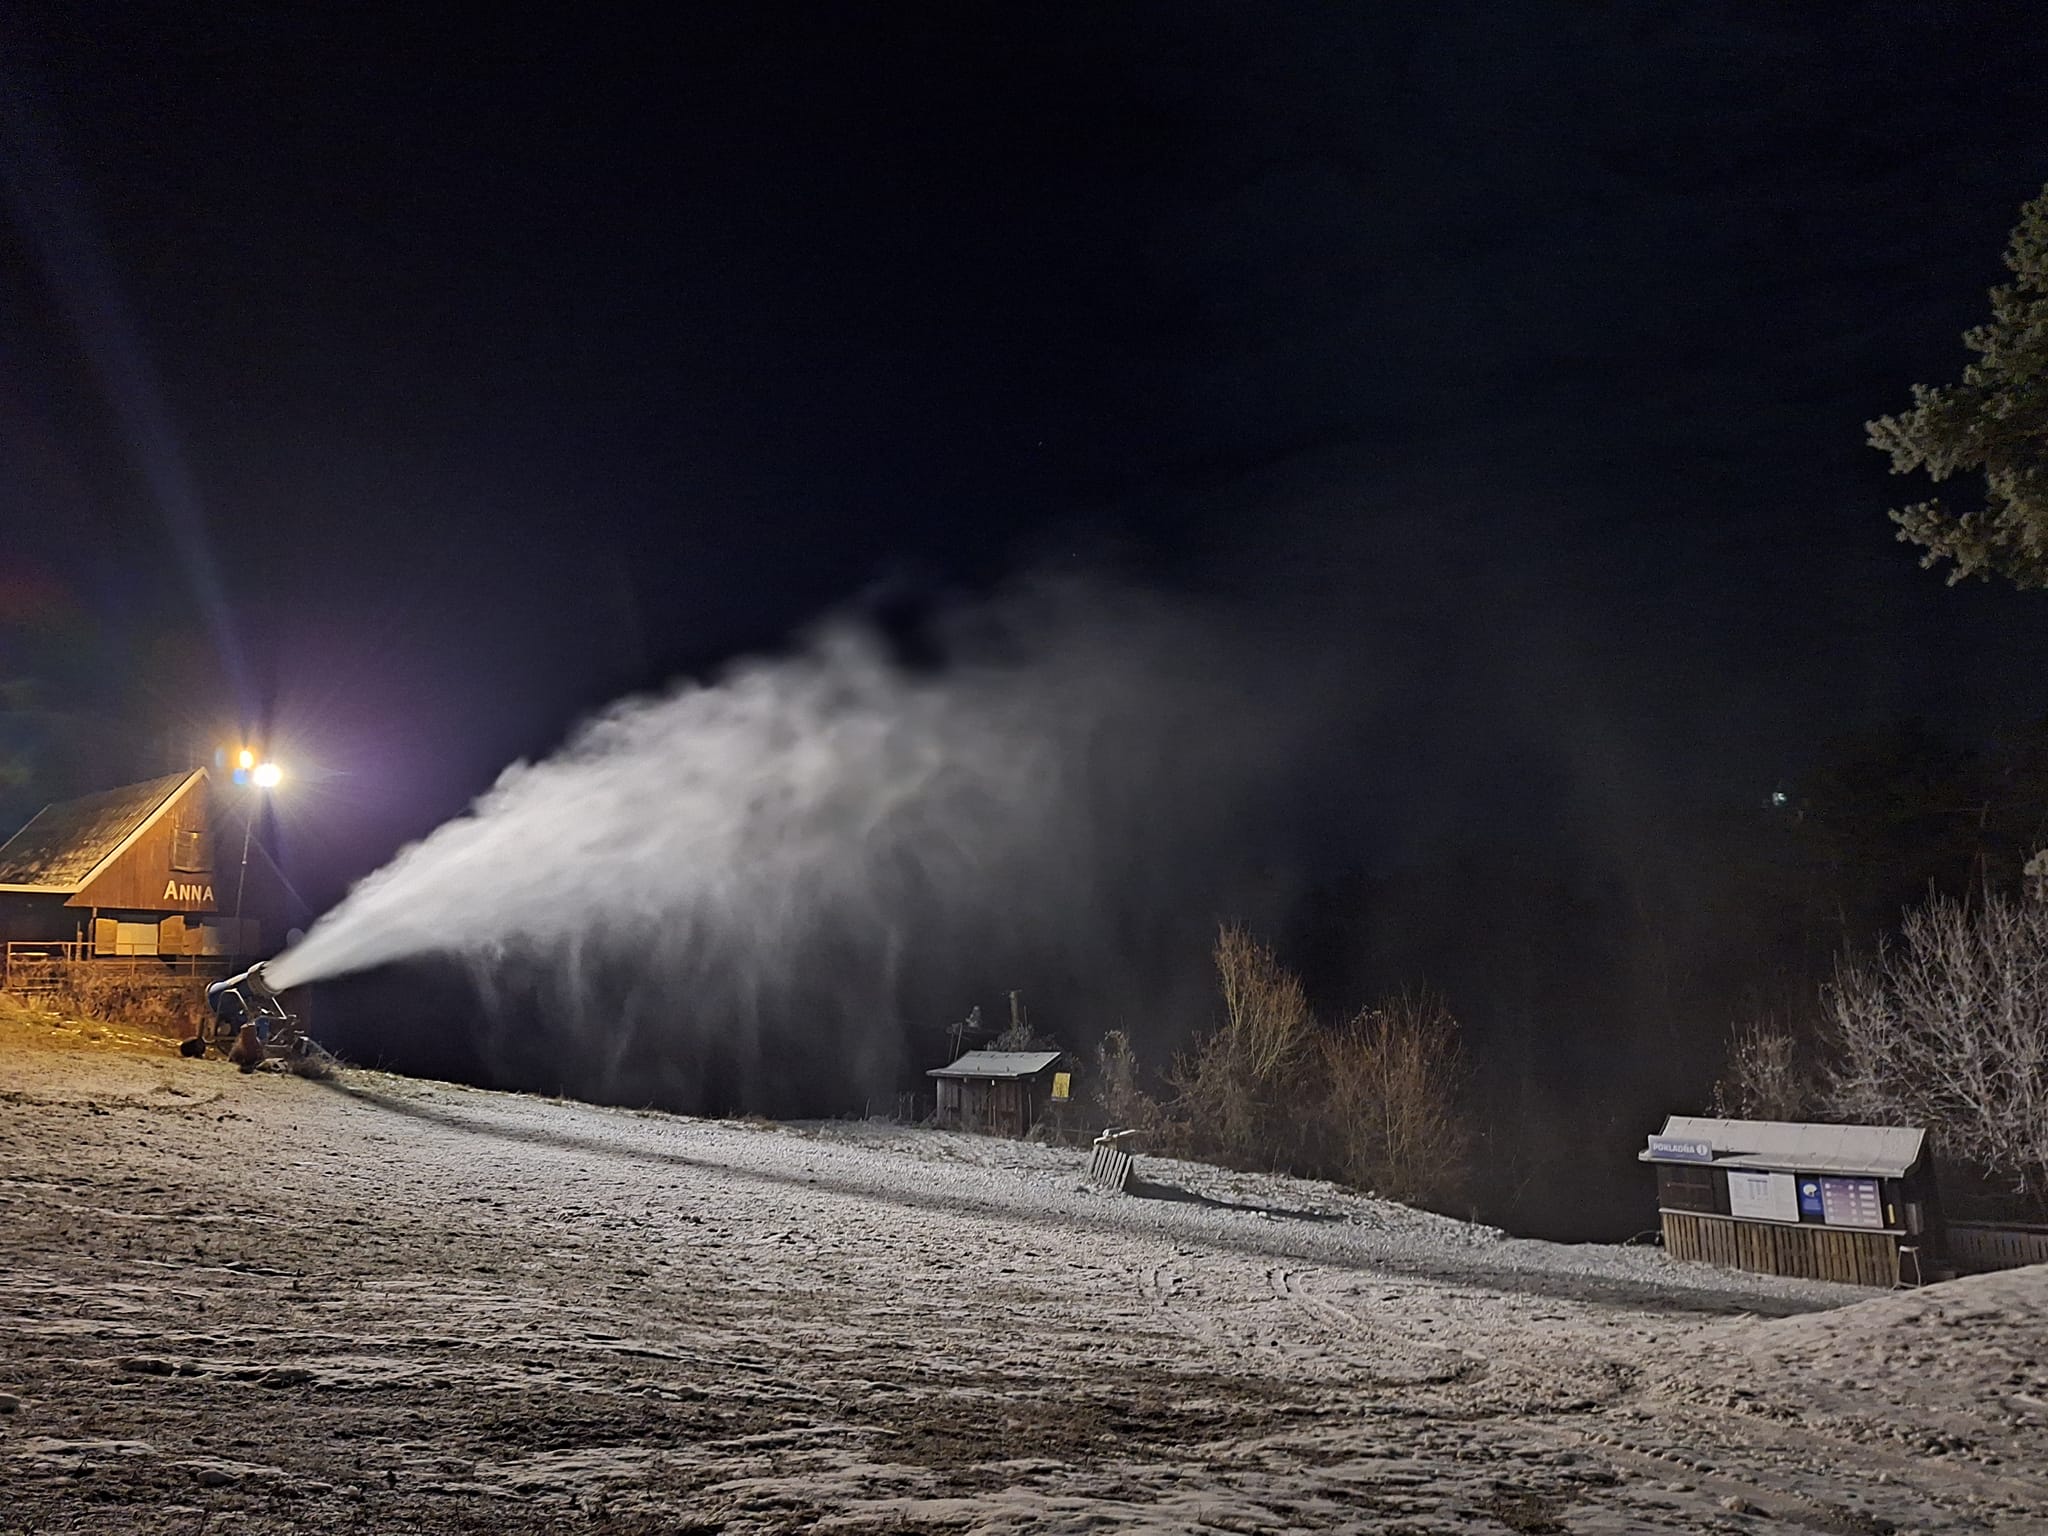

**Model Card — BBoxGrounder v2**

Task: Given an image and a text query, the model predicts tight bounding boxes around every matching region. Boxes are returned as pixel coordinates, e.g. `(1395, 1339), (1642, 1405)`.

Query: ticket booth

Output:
(1641, 1116), (1940, 1287)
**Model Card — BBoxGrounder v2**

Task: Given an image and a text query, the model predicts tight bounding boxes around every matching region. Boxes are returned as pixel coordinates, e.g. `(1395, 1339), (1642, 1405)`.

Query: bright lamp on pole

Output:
(231, 757), (283, 969)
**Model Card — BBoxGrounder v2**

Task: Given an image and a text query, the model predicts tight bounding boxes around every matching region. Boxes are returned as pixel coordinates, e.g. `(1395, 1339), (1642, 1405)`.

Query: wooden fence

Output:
(1, 942), (89, 993)
(1662, 1209), (1901, 1287)
(1947, 1222), (2048, 1274)
(2, 943), (227, 1002)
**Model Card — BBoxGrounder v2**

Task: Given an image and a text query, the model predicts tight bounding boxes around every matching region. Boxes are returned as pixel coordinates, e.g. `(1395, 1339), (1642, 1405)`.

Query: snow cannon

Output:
(201, 963), (303, 1065)
(207, 962), (288, 1027)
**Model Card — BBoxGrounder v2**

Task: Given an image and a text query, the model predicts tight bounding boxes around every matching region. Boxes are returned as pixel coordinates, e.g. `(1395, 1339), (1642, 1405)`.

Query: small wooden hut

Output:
(1641, 1115), (1941, 1287)
(928, 1049), (1065, 1138)
(0, 769), (296, 978)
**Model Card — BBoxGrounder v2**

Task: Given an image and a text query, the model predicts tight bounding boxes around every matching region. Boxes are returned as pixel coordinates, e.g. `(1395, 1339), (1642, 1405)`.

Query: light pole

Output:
(229, 753), (282, 971)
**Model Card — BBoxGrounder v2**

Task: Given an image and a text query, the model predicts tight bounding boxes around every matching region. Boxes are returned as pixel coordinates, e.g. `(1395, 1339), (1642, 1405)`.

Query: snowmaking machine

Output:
(196, 962), (306, 1067)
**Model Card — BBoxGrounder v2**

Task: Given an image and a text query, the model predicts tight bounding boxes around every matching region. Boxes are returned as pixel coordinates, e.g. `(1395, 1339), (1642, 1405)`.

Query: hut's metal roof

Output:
(0, 771), (197, 893)
(1639, 1115), (1927, 1177)
(928, 1049), (1064, 1080)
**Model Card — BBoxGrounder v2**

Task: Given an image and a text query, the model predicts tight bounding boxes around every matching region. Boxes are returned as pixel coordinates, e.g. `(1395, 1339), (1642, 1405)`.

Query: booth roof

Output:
(928, 1050), (1064, 1080)
(1641, 1115), (1926, 1178)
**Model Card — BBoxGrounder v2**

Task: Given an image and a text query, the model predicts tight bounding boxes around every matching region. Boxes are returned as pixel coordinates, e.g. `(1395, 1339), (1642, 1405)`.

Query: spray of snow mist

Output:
(266, 579), (1300, 1103)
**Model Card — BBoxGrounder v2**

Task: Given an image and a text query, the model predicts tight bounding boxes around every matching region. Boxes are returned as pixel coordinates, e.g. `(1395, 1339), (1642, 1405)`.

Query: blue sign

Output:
(1797, 1178), (1824, 1219)
(1648, 1136), (1715, 1163)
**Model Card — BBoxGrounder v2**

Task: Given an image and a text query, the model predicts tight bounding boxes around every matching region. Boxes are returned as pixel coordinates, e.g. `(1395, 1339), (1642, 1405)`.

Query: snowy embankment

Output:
(1, 1009), (2042, 1534)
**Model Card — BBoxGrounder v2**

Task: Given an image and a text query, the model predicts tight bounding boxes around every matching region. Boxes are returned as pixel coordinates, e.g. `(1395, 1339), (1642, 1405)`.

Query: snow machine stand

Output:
(199, 962), (308, 1064)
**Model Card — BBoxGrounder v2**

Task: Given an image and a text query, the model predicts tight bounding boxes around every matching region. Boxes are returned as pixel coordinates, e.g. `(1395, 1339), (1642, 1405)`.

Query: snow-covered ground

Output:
(1, 1009), (2042, 1533)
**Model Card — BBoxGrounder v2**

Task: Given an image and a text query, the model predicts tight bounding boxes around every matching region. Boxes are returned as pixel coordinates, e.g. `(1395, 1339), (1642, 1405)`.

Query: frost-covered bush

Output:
(1827, 891), (2048, 1206)
(1710, 1019), (1813, 1123)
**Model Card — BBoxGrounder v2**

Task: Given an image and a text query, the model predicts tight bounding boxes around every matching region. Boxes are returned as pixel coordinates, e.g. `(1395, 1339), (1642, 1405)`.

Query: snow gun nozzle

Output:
(206, 962), (287, 1024)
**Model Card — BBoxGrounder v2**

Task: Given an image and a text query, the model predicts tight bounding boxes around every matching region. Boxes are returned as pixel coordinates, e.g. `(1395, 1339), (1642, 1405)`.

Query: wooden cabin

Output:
(0, 769), (296, 980)
(1641, 1115), (1941, 1287)
(928, 1050), (1066, 1138)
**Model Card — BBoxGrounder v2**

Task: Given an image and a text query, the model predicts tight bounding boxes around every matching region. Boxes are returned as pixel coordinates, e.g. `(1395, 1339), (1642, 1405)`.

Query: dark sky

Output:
(6, 3), (2048, 915)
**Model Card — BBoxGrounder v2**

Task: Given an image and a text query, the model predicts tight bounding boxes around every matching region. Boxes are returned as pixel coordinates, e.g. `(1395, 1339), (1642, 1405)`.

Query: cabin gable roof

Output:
(928, 1049), (1064, 1080)
(0, 770), (201, 894)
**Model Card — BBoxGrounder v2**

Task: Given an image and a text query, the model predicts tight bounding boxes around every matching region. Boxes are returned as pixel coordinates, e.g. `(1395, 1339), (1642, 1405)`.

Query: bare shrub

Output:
(1168, 924), (1314, 1169)
(977, 991), (1060, 1053)
(991, 1018), (1055, 1050)
(1161, 925), (1474, 1206)
(286, 1041), (342, 1081)
(1313, 992), (1470, 1208)
(1826, 890), (2048, 1206)
(1088, 1028), (1155, 1133)
(39, 965), (211, 1039)
(1709, 1019), (1811, 1121)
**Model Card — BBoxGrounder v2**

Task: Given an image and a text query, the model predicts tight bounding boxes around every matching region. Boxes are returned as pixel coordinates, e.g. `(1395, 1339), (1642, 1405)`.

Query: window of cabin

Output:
(1656, 1163), (1719, 1214)
(172, 826), (211, 873)
(114, 921), (158, 956)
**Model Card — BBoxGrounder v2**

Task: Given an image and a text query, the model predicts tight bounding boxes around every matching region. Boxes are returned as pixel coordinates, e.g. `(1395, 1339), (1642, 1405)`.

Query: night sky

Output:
(6, 8), (2048, 1224)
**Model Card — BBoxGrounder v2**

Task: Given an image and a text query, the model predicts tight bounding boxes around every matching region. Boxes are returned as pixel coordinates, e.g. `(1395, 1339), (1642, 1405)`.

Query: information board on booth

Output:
(1726, 1169), (1800, 1224)
(1819, 1176), (1885, 1229)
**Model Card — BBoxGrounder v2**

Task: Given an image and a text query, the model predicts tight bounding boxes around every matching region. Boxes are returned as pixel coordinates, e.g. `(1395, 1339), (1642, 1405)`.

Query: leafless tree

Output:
(1088, 1028), (1155, 1133)
(1709, 1018), (1811, 1122)
(1315, 992), (1470, 1208)
(1168, 924), (1314, 1168)
(1826, 890), (2048, 1206)
(1164, 925), (1472, 1206)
